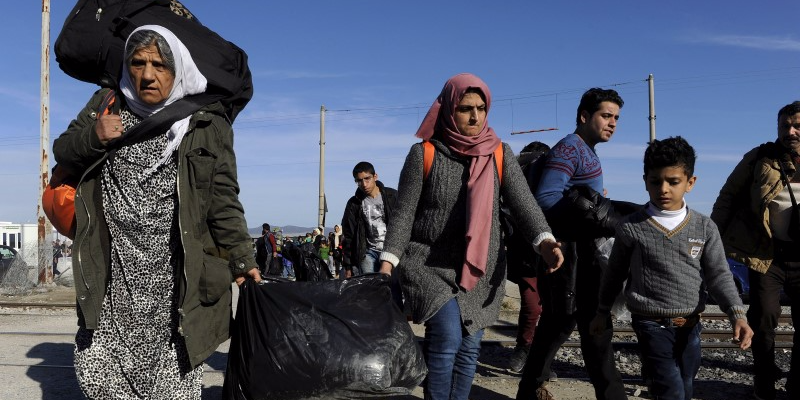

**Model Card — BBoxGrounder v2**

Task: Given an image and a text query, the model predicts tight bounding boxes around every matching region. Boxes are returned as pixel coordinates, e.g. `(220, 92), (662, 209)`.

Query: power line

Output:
(233, 78), (647, 129)
(238, 155), (407, 168)
(229, 66), (800, 137)
(26, 68), (800, 134)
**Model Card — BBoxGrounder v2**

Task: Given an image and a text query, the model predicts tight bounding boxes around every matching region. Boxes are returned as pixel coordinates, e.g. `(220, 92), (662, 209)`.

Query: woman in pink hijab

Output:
(378, 73), (563, 400)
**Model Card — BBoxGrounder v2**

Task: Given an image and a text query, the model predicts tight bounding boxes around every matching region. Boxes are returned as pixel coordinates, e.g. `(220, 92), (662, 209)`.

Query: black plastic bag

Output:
(223, 275), (426, 400)
(267, 255), (283, 276)
(282, 244), (333, 282)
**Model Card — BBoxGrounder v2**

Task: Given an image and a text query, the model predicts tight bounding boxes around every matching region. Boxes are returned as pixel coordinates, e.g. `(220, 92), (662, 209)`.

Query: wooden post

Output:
(38, 0), (54, 284)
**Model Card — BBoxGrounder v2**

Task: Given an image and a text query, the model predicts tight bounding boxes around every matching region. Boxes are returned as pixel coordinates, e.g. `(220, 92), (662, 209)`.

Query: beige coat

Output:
(711, 141), (796, 273)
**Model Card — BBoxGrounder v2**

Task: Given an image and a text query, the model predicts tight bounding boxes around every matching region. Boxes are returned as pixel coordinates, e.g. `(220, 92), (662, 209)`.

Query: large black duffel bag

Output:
(223, 275), (427, 400)
(54, 0), (252, 122)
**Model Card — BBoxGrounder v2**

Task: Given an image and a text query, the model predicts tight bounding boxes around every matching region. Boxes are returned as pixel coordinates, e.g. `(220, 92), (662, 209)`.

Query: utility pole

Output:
(647, 74), (656, 144)
(318, 105), (326, 229)
(38, 0), (53, 284)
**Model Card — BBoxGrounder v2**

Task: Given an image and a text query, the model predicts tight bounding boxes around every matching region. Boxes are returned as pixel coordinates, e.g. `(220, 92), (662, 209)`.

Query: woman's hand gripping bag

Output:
(223, 274), (426, 399)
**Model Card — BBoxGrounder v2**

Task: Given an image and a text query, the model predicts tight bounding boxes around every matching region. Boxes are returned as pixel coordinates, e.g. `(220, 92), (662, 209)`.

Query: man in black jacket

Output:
(341, 161), (398, 278)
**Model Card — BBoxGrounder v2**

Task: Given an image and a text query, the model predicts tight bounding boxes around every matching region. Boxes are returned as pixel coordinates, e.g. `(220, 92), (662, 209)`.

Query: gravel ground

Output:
(1, 269), (795, 400)
(474, 343), (792, 400)
(473, 307), (794, 400)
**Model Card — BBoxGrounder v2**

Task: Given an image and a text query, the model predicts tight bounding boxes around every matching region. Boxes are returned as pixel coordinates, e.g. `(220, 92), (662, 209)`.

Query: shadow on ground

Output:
(25, 342), (83, 400)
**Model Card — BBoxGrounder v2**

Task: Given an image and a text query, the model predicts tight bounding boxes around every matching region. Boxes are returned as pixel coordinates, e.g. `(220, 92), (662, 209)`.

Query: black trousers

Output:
(747, 262), (800, 399)
(258, 253), (273, 276)
(516, 241), (627, 400)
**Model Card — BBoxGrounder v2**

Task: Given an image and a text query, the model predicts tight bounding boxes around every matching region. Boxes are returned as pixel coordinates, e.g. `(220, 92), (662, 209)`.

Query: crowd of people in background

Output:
(254, 225), (345, 281)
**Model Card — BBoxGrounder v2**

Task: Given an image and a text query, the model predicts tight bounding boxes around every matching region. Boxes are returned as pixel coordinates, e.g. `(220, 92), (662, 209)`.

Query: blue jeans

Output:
(632, 316), (702, 400)
(281, 258), (295, 279)
(354, 248), (381, 275)
(422, 298), (483, 400)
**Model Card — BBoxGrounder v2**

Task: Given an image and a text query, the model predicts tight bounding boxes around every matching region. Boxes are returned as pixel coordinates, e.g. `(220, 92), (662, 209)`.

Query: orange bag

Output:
(43, 166), (77, 239)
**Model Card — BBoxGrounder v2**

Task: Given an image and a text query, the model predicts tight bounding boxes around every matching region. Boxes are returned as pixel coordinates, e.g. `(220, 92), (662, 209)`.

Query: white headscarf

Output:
(119, 25), (207, 173)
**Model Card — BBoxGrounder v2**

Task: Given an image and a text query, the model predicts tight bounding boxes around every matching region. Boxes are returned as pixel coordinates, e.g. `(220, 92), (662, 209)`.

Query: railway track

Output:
(496, 311), (793, 325)
(1, 303), (794, 348)
(0, 302), (75, 309)
(490, 311), (794, 349)
(482, 326), (794, 349)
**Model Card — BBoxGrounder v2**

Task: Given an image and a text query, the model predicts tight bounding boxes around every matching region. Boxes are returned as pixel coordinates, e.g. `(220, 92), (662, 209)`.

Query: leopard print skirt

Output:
(74, 109), (203, 399)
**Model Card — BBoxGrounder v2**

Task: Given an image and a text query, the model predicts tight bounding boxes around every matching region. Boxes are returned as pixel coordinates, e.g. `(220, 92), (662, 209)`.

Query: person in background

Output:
(504, 141), (551, 375)
(64, 240), (73, 257)
(591, 136), (753, 400)
(255, 223), (277, 278)
(52, 239), (63, 276)
(341, 161), (398, 277)
(301, 232), (313, 250)
(281, 237), (296, 280)
(379, 73), (563, 400)
(318, 237), (330, 268)
(53, 25), (260, 399)
(312, 227), (323, 253)
(711, 101), (800, 400)
(328, 225), (343, 278)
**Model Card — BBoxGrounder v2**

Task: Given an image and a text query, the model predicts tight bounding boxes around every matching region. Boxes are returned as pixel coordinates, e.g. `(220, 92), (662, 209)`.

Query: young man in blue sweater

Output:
(590, 136), (753, 400)
(517, 88), (629, 400)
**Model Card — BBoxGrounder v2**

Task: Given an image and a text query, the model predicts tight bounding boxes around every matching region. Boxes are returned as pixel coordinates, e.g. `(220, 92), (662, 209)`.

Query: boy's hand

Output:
(539, 240), (564, 274)
(732, 319), (754, 350)
(589, 313), (608, 336)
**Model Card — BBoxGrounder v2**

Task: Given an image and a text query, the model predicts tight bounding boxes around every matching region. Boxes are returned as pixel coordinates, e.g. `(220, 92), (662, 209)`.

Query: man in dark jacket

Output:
(255, 223), (277, 277)
(341, 161), (398, 278)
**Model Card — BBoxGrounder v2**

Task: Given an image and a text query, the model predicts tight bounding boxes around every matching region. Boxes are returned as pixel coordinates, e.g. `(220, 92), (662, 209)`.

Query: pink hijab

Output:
(416, 73), (502, 291)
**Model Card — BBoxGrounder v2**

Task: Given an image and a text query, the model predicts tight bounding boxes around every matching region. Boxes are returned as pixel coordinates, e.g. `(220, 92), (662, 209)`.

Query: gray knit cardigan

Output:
(381, 139), (554, 335)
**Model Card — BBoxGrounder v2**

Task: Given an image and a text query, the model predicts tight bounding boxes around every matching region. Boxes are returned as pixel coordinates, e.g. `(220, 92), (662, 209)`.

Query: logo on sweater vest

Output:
(688, 238), (705, 259)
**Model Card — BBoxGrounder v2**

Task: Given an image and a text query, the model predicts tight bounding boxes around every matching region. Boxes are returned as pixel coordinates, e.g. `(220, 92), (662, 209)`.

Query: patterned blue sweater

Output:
(535, 133), (604, 210)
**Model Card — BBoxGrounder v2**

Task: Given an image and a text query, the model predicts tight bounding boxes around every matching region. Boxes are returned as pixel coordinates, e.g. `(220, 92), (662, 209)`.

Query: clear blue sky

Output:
(2, 1), (800, 230)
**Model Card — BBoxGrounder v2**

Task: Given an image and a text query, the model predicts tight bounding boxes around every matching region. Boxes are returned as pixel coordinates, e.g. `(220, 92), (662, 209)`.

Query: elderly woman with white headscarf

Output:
(53, 25), (259, 398)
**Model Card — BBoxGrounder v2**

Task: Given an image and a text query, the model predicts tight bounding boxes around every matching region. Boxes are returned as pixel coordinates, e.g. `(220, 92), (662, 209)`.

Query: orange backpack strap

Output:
(99, 89), (116, 116)
(422, 141), (504, 184)
(494, 143), (504, 185)
(422, 141), (435, 180)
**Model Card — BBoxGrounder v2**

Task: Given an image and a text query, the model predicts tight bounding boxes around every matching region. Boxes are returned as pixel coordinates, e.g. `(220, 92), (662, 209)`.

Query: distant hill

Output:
(248, 225), (332, 238)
